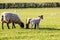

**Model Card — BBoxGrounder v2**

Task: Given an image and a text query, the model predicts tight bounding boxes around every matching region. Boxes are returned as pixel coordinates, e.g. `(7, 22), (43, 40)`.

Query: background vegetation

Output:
(0, 2), (60, 9)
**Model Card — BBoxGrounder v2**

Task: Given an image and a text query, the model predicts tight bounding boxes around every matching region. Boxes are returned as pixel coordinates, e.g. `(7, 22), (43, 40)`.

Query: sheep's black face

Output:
(20, 22), (24, 28)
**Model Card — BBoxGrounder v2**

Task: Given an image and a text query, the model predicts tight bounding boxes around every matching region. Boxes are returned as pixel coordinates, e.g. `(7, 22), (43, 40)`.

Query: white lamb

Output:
(26, 15), (43, 29)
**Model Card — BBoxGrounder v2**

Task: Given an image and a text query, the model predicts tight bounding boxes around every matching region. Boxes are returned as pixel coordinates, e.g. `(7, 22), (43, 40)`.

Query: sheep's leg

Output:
(2, 22), (4, 29)
(7, 23), (10, 29)
(34, 24), (36, 29)
(12, 22), (16, 29)
(2, 16), (4, 29)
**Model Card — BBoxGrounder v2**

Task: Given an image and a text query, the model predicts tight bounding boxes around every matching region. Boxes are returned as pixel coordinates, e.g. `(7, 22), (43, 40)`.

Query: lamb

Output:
(0, 12), (24, 29)
(26, 15), (43, 29)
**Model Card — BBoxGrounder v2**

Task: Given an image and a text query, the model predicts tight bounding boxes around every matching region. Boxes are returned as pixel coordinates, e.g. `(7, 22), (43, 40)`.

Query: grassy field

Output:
(0, 8), (60, 40)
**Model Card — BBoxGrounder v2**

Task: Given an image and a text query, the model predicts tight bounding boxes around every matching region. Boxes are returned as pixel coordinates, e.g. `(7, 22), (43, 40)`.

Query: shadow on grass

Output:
(26, 28), (60, 30)
(39, 28), (60, 30)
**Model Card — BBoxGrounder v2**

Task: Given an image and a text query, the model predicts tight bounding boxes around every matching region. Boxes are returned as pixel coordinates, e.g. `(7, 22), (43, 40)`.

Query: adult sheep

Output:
(0, 12), (24, 29)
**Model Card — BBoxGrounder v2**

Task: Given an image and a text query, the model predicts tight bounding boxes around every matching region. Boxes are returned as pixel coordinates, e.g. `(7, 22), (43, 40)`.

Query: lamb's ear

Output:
(41, 15), (43, 19)
(38, 16), (40, 17)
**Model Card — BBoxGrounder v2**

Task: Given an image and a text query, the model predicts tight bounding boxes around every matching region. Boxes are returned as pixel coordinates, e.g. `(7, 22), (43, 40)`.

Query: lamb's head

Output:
(38, 15), (43, 19)
(19, 22), (24, 28)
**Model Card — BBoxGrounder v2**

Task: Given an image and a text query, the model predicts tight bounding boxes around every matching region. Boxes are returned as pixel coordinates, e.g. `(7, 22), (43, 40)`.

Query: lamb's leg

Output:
(12, 22), (16, 29)
(34, 24), (36, 29)
(7, 23), (10, 29)
(37, 24), (39, 29)
(2, 22), (4, 29)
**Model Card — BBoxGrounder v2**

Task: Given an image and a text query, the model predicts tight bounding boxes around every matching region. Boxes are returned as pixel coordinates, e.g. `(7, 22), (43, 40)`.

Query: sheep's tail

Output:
(0, 17), (1, 23)
(0, 15), (3, 23)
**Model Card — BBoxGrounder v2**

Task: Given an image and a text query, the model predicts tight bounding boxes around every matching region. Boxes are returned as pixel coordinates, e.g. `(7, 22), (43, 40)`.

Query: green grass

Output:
(0, 8), (60, 40)
(0, 29), (60, 40)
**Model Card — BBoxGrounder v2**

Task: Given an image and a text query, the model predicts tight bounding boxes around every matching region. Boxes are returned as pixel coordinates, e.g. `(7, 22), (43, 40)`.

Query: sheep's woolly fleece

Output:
(0, 12), (21, 23)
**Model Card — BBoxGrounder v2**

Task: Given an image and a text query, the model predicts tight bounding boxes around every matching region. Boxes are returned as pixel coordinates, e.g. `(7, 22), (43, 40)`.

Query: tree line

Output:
(0, 2), (60, 9)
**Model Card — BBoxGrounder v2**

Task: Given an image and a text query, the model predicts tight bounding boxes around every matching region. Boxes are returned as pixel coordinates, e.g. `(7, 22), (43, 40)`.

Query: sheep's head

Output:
(19, 22), (24, 28)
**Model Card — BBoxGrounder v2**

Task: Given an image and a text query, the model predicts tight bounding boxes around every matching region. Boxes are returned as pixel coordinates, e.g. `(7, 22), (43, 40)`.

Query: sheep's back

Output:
(1, 12), (12, 23)
(30, 18), (40, 24)
(1, 12), (21, 23)
(11, 14), (21, 23)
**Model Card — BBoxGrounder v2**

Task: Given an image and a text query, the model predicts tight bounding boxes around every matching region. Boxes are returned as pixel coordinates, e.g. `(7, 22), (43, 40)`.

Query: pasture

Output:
(0, 8), (60, 40)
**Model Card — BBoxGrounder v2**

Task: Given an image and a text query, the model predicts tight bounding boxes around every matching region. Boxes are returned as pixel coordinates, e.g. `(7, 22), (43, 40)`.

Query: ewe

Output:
(0, 12), (24, 29)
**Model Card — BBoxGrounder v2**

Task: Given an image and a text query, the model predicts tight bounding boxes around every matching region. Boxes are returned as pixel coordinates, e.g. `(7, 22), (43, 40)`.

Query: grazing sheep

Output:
(26, 15), (43, 29)
(0, 12), (24, 29)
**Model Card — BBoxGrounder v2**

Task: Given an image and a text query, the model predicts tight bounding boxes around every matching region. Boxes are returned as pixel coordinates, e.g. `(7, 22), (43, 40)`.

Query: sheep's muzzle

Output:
(20, 22), (24, 28)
